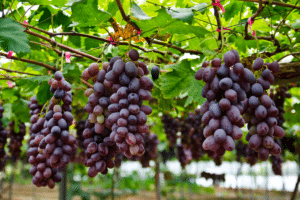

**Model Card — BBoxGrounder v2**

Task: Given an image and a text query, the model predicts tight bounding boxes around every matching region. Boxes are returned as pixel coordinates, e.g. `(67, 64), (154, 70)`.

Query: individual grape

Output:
(262, 136), (274, 149)
(212, 58), (221, 68)
(249, 96), (259, 108)
(223, 51), (236, 67)
(125, 62), (138, 78)
(214, 129), (226, 143)
(257, 78), (270, 90)
(219, 99), (231, 110)
(112, 60), (125, 75)
(209, 103), (221, 118)
(128, 49), (139, 61)
(202, 68), (215, 83)
(231, 125), (243, 140)
(231, 50), (240, 63)
(257, 122), (269, 136)
(253, 57), (264, 71)
(255, 105), (267, 119)
(225, 89), (237, 102)
(249, 134), (262, 149)
(226, 106), (241, 123)
(260, 95), (272, 108)
(195, 68), (205, 80)
(233, 63), (244, 75)
(139, 76), (154, 91)
(258, 147), (269, 161)
(242, 68), (256, 84)
(273, 126), (285, 138)
(151, 66), (159, 80)
(219, 78), (233, 90)
(229, 69), (239, 82)
(268, 62), (280, 74)
(251, 83), (264, 97)
(223, 136), (235, 151)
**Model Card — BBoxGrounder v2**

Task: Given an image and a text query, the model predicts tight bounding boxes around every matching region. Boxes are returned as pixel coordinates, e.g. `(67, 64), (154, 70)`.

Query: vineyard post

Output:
(265, 162), (269, 200)
(111, 168), (115, 200)
(291, 155), (300, 200)
(155, 154), (161, 200)
(59, 168), (67, 200)
(8, 161), (15, 200)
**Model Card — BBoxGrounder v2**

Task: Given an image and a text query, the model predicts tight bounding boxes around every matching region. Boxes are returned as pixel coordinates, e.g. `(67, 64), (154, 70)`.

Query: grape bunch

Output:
(270, 155), (283, 175)
(81, 62), (121, 177)
(245, 146), (258, 166)
(235, 141), (248, 162)
(0, 104), (8, 171)
(196, 50), (246, 156)
(8, 122), (26, 161)
(244, 58), (284, 161)
(270, 86), (291, 127)
(161, 115), (179, 147)
(28, 96), (46, 116)
(74, 120), (86, 164)
(138, 134), (159, 168)
(41, 71), (77, 169)
(105, 50), (153, 158)
(183, 110), (205, 160)
(176, 144), (192, 169)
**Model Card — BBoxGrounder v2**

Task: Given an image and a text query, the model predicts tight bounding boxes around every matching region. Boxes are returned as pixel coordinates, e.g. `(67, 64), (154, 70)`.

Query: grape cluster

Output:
(235, 141), (247, 162)
(0, 104), (8, 171)
(74, 120), (86, 164)
(138, 134), (159, 168)
(28, 96), (45, 116)
(270, 155), (283, 175)
(27, 96), (64, 189)
(82, 61), (121, 177)
(161, 115), (179, 147)
(201, 172), (225, 185)
(183, 110), (205, 160)
(8, 122), (26, 161)
(244, 59), (284, 161)
(106, 51), (153, 158)
(196, 50), (246, 156)
(245, 146), (258, 166)
(270, 86), (291, 127)
(176, 144), (192, 169)
(41, 71), (77, 169)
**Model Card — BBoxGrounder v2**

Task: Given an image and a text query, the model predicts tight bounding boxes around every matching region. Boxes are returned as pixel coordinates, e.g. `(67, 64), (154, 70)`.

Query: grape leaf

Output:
(71, 0), (111, 27)
(131, 1), (151, 20)
(15, 75), (51, 92)
(0, 18), (31, 53)
(132, 9), (209, 39)
(37, 82), (52, 104)
(167, 3), (207, 24)
(184, 77), (204, 107)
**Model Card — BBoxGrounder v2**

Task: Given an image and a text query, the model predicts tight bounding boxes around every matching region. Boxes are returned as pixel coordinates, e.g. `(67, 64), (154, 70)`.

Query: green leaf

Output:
(133, 9), (209, 39)
(37, 82), (52, 104)
(224, 2), (243, 21)
(167, 3), (207, 24)
(184, 78), (204, 106)
(290, 20), (300, 29)
(71, 0), (112, 27)
(63, 64), (81, 84)
(24, 0), (68, 7)
(15, 75), (51, 92)
(159, 60), (193, 98)
(0, 18), (30, 53)
(131, 1), (151, 20)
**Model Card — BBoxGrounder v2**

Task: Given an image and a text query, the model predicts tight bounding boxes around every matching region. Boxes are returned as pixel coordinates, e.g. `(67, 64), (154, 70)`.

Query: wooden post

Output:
(111, 168), (115, 200)
(155, 155), (161, 200)
(59, 168), (67, 200)
(265, 162), (269, 200)
(291, 156), (300, 200)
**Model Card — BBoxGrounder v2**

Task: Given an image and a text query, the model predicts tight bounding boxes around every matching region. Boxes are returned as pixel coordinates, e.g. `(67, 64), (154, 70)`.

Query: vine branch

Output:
(245, 0), (264, 39)
(0, 52), (56, 71)
(0, 67), (40, 76)
(239, 0), (300, 9)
